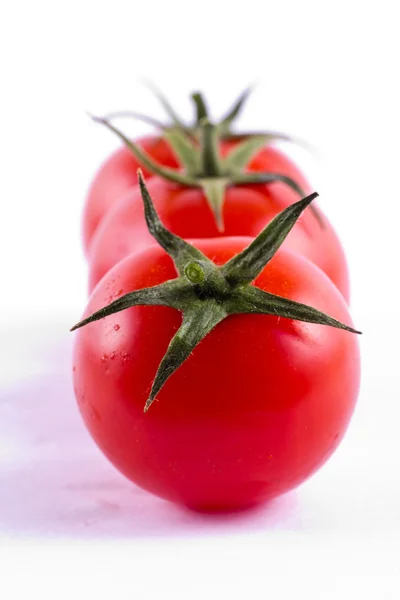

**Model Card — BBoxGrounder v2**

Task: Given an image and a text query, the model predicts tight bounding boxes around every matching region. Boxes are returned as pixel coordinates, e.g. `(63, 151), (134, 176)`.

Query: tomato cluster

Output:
(73, 87), (360, 511)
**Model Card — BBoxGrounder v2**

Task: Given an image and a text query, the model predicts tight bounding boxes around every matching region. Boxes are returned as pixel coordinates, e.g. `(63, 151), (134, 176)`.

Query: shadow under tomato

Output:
(0, 334), (300, 540)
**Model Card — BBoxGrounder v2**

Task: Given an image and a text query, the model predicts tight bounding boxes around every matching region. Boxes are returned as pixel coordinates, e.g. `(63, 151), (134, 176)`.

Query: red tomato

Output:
(82, 136), (179, 255)
(74, 238), (359, 511)
(88, 171), (349, 300)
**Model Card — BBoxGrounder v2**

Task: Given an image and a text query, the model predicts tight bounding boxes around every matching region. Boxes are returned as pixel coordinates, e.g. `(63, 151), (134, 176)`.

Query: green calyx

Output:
(91, 112), (306, 232)
(91, 81), (317, 231)
(71, 172), (360, 412)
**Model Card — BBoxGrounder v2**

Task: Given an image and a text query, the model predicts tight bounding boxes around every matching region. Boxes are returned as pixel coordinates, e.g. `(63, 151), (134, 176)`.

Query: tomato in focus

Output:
(74, 238), (359, 510)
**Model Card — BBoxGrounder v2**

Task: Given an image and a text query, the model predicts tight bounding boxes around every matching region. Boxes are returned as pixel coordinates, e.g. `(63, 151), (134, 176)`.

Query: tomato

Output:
(74, 237), (359, 511)
(88, 169), (349, 300)
(82, 135), (179, 255)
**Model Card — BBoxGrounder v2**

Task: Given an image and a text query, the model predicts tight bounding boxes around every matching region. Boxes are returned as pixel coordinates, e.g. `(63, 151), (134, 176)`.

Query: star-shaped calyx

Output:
(90, 85), (317, 232)
(71, 172), (360, 412)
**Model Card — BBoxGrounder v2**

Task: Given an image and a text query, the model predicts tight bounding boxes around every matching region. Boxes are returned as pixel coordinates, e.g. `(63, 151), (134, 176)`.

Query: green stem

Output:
(191, 92), (209, 123)
(199, 120), (223, 177)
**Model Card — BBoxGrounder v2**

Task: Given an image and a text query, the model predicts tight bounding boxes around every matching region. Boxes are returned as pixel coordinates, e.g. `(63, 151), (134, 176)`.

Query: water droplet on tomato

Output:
(122, 352), (131, 363)
(89, 405), (101, 422)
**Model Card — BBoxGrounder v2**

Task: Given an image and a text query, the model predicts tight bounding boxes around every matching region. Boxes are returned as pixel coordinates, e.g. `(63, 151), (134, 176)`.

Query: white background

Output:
(1, 1), (399, 598)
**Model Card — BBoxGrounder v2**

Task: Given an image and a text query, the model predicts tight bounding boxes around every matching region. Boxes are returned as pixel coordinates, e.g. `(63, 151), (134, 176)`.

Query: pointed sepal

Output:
(231, 285), (361, 334)
(144, 303), (227, 411)
(218, 86), (254, 135)
(102, 111), (166, 130)
(137, 171), (213, 274)
(221, 192), (318, 286)
(232, 171), (305, 197)
(70, 279), (190, 332)
(223, 135), (271, 172)
(91, 115), (194, 187)
(200, 177), (229, 232)
(163, 129), (200, 177)
(142, 79), (187, 129)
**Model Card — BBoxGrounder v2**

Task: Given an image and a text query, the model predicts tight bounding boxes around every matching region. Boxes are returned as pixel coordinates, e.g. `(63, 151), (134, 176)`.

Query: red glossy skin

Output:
(74, 238), (360, 511)
(82, 136), (179, 255)
(88, 173), (349, 300)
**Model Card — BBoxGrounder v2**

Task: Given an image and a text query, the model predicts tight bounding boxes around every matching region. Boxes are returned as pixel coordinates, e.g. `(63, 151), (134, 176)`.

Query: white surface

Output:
(0, 320), (399, 597)
(1, 0), (400, 598)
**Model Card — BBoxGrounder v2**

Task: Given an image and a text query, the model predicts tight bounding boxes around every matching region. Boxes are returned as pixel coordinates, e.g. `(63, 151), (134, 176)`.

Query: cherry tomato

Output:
(74, 238), (359, 511)
(88, 172), (349, 300)
(82, 135), (179, 255)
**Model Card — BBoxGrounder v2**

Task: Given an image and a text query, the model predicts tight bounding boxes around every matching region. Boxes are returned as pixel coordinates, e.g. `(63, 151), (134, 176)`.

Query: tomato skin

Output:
(74, 238), (359, 510)
(82, 136), (179, 255)
(88, 175), (349, 301)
